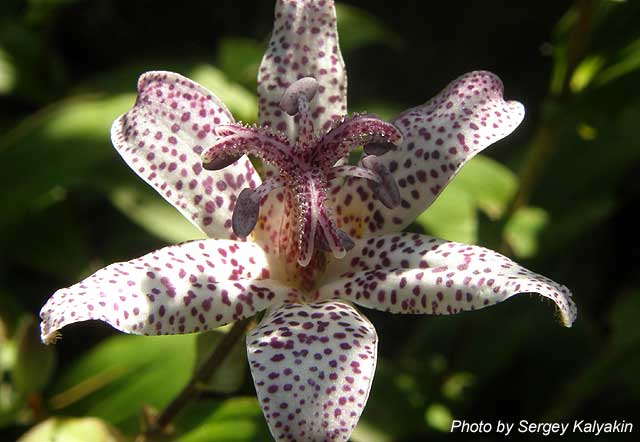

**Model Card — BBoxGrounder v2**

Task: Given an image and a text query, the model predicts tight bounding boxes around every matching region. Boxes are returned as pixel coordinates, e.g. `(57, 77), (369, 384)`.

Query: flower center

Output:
(202, 77), (402, 267)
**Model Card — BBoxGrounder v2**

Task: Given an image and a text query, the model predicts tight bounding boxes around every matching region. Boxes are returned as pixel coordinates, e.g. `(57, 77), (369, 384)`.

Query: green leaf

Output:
(0, 94), (135, 230)
(189, 65), (257, 123)
(217, 38), (263, 91)
(195, 329), (246, 394)
(336, 4), (402, 52)
(596, 37), (640, 85)
(0, 289), (23, 337)
(453, 155), (518, 220)
(13, 315), (55, 394)
(503, 206), (549, 258)
(359, 361), (428, 440)
(0, 45), (16, 95)
(415, 155), (518, 244)
(5, 197), (94, 279)
(49, 334), (198, 433)
(108, 182), (205, 244)
(0, 63), (256, 233)
(0, 327), (20, 427)
(416, 183), (477, 244)
(177, 397), (270, 442)
(18, 417), (125, 442)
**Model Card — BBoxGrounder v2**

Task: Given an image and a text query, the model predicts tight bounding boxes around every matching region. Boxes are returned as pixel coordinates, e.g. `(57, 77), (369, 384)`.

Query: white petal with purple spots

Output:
(111, 71), (261, 240)
(247, 301), (377, 442)
(40, 240), (297, 343)
(330, 71), (524, 237)
(258, 0), (347, 140)
(319, 233), (576, 327)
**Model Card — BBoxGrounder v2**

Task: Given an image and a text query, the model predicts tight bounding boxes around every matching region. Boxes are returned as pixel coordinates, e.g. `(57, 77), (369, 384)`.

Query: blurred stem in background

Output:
(501, 0), (593, 255)
(138, 317), (253, 442)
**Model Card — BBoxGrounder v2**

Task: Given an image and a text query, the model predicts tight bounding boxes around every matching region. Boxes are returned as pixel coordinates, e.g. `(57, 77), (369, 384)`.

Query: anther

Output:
(280, 77), (319, 116)
(361, 155), (401, 209)
(317, 228), (355, 253)
(203, 153), (243, 171)
(363, 141), (395, 156)
(232, 188), (260, 238)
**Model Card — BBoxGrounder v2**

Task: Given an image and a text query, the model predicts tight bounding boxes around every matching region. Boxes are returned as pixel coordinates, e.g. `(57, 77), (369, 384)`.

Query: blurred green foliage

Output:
(1, 0), (639, 441)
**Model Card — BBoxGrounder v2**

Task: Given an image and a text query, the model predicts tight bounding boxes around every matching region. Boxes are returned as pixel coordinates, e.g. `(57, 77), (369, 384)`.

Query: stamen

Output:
(232, 177), (285, 238)
(317, 224), (355, 255)
(279, 77), (319, 116)
(203, 153), (243, 171)
(361, 155), (401, 209)
(363, 141), (394, 156)
(232, 188), (260, 237)
(313, 115), (403, 169)
(280, 77), (319, 150)
(202, 125), (293, 172)
(336, 229), (355, 251)
(327, 165), (380, 183)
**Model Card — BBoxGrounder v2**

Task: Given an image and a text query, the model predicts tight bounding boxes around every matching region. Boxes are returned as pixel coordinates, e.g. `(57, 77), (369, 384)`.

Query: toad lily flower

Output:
(40, 1), (577, 441)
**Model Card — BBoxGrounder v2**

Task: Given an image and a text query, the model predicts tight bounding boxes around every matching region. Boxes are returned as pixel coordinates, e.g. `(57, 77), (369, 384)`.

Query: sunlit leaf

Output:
(570, 55), (605, 93)
(217, 37), (263, 90)
(177, 397), (270, 442)
(0, 94), (134, 229)
(49, 334), (197, 432)
(17, 417), (125, 442)
(453, 155), (518, 220)
(0, 45), (16, 95)
(504, 206), (549, 258)
(109, 184), (205, 244)
(415, 155), (517, 244)
(416, 183), (477, 244)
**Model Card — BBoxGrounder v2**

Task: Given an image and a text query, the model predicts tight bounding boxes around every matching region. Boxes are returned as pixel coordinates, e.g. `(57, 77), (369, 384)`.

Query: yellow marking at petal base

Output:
(336, 209), (366, 239)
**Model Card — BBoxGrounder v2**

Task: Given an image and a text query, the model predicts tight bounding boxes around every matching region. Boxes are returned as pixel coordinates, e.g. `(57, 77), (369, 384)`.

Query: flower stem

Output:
(138, 317), (253, 441)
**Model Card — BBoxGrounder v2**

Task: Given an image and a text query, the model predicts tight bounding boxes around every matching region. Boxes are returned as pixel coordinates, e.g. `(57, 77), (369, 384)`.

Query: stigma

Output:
(201, 77), (402, 267)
